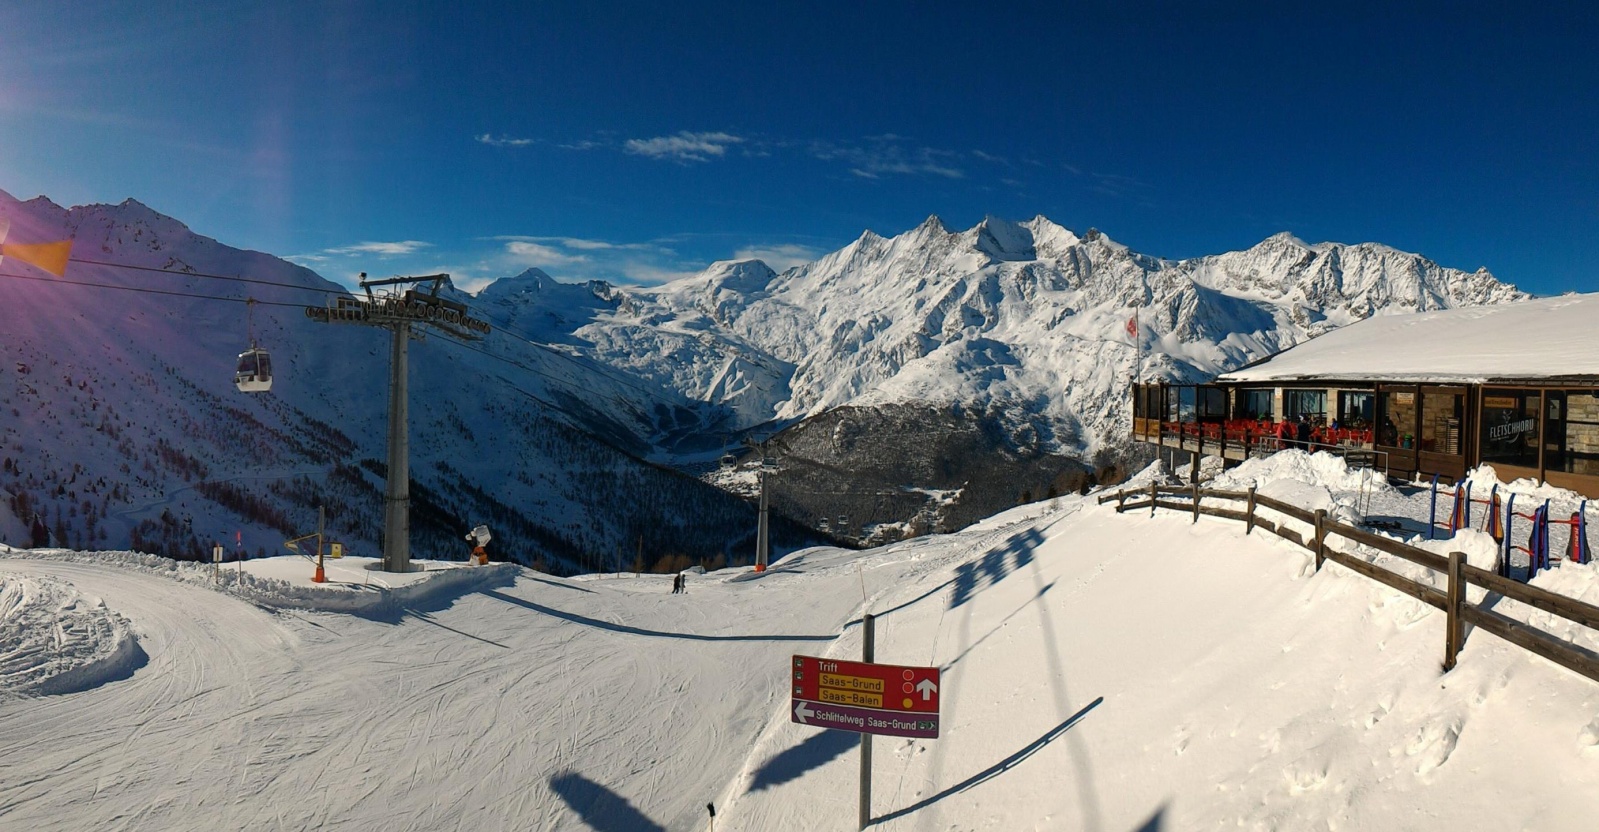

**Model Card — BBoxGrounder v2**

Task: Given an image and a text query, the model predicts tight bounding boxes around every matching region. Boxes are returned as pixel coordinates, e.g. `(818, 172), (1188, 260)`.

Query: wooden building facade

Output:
(1130, 294), (1599, 499)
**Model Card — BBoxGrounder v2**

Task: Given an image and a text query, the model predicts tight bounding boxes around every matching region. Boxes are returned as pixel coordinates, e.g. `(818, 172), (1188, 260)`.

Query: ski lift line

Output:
(434, 337), (603, 404)
(446, 346), (689, 475)
(435, 318), (715, 407)
(5, 266), (666, 412)
(65, 256), (344, 297)
(37, 254), (710, 399)
(466, 312), (685, 403)
(17, 256), (831, 414)
(0, 269), (313, 308)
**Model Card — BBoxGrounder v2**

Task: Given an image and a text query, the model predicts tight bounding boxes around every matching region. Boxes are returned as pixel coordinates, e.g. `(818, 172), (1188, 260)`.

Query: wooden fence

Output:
(1097, 482), (1599, 684)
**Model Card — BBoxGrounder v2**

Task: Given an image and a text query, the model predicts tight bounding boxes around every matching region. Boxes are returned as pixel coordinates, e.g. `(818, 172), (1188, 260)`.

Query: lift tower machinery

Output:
(305, 274), (491, 573)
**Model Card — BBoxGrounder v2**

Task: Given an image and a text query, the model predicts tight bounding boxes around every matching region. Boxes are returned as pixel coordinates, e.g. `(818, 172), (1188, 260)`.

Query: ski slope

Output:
(6, 455), (1599, 830)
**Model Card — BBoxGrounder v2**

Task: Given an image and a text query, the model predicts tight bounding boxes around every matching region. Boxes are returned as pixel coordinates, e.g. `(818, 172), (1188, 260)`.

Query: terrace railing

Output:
(1096, 483), (1599, 685)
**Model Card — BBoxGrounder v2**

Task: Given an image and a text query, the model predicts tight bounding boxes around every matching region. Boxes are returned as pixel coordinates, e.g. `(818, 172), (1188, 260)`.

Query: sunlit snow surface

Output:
(1219, 293), (1599, 383)
(6, 454), (1599, 830)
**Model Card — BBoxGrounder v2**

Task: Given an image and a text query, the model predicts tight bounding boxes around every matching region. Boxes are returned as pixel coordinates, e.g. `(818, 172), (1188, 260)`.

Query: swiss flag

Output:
(1124, 314), (1137, 339)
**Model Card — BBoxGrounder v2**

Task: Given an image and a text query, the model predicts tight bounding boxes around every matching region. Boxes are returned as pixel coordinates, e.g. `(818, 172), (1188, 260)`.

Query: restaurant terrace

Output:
(1131, 293), (1599, 498)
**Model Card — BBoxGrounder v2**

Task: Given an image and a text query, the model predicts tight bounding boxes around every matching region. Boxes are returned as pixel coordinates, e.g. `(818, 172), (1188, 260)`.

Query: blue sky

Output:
(2, 1), (1597, 295)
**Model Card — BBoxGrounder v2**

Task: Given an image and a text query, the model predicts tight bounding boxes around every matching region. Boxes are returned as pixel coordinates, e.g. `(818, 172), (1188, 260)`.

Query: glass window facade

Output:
(1420, 390), (1464, 455)
(1175, 386), (1195, 421)
(1548, 391), (1599, 476)
(1480, 389), (1540, 470)
(1241, 389), (1273, 420)
(1338, 391), (1373, 428)
(1284, 389), (1327, 421)
(1198, 387), (1227, 419)
(1379, 388), (1417, 448)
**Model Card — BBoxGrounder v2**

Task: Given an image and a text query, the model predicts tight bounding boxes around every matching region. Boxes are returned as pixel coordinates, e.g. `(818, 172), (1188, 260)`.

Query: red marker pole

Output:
(313, 506), (327, 583)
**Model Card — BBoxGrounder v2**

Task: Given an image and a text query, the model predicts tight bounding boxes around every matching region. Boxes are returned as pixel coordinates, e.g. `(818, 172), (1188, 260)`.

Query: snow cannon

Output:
(0, 219), (73, 277)
(465, 524), (491, 565)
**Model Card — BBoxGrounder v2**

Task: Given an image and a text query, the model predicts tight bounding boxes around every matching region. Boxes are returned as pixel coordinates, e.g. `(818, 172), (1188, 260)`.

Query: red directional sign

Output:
(790, 655), (941, 739)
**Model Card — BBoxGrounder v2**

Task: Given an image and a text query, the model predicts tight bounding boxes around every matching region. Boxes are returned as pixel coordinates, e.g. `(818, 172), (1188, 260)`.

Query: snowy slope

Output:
(6, 455), (1599, 830)
(0, 187), (1529, 559)
(0, 189), (799, 569)
(0, 566), (142, 696)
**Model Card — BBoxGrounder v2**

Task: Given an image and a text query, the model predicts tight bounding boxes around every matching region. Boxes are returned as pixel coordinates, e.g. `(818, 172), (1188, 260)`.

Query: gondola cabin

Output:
(235, 347), (273, 393)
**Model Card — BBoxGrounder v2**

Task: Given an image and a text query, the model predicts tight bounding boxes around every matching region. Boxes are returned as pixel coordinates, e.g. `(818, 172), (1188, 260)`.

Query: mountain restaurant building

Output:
(1130, 294), (1599, 499)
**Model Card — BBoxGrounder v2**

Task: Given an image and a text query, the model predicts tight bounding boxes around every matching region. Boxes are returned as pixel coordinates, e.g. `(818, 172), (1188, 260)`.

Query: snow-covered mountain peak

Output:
(1020, 215), (1081, 259)
(700, 258), (779, 289)
(476, 268), (622, 343)
(1262, 230), (1312, 250)
(911, 214), (950, 237)
(477, 267), (558, 296)
(17, 193), (67, 218)
(557, 214), (1528, 463)
(76, 197), (196, 239)
(968, 215), (1036, 261)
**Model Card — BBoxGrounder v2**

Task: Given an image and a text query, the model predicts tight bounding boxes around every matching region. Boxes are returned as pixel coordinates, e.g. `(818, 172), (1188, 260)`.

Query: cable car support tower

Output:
(305, 273), (490, 573)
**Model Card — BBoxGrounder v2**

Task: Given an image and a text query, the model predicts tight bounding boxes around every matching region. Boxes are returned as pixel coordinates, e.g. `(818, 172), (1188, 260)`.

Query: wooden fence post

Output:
(1313, 509), (1327, 570)
(1150, 481), (1157, 517)
(1445, 551), (1464, 671)
(1245, 487), (1257, 535)
(1117, 489), (1127, 513)
(1192, 482), (1201, 523)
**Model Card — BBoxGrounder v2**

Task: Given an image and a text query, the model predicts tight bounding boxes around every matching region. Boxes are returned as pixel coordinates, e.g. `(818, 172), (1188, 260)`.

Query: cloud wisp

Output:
(623, 131), (744, 163)
(810, 138), (964, 180)
(476, 133), (536, 147)
(288, 240), (433, 263)
(490, 235), (666, 254)
(730, 243), (822, 272)
(468, 128), (1020, 184)
(505, 241), (589, 268)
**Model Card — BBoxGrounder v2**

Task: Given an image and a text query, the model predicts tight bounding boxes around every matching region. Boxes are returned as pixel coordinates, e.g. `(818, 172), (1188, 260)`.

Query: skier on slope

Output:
(465, 524), (491, 566)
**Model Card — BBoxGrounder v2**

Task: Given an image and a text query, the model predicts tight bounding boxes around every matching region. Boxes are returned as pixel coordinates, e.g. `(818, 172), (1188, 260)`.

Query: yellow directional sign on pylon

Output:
(0, 218), (73, 277)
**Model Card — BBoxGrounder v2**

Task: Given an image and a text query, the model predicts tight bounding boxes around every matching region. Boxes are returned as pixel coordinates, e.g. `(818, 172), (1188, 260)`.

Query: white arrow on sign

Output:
(794, 701), (814, 724)
(916, 678), (938, 701)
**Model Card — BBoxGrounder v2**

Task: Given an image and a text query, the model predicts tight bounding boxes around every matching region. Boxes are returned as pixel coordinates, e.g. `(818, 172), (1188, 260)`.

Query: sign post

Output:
(790, 614), (941, 830)
(860, 614), (873, 831)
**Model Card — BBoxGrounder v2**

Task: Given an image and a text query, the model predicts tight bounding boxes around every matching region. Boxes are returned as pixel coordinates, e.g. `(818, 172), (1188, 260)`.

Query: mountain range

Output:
(0, 188), (1527, 561)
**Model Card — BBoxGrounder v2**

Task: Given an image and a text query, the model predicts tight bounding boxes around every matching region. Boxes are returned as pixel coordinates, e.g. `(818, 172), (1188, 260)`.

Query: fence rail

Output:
(1096, 482), (1599, 684)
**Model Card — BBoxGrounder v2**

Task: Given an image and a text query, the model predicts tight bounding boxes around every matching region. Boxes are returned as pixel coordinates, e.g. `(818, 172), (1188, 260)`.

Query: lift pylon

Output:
(304, 274), (490, 572)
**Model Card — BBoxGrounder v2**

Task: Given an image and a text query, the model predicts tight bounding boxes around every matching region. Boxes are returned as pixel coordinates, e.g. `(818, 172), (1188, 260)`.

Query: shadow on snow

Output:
(949, 527), (1042, 610)
(870, 695), (1104, 826)
(482, 589), (836, 642)
(747, 729), (859, 792)
(549, 771), (665, 832)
